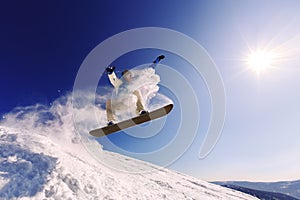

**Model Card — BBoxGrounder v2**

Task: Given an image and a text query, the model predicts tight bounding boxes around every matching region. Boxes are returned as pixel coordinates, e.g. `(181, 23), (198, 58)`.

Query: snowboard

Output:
(89, 104), (173, 137)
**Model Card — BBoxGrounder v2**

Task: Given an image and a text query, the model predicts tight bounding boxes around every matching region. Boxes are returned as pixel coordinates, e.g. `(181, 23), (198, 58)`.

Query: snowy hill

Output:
(0, 92), (258, 199)
(0, 126), (258, 200)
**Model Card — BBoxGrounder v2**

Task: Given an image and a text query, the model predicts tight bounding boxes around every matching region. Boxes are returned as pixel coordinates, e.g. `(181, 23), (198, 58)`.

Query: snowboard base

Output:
(89, 104), (173, 137)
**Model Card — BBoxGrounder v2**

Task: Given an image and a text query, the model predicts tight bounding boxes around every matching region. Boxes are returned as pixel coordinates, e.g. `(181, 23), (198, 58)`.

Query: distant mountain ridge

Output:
(221, 184), (299, 200)
(213, 180), (300, 199)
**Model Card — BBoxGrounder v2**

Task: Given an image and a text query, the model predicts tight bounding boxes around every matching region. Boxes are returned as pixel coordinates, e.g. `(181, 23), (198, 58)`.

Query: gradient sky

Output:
(1, 0), (300, 182)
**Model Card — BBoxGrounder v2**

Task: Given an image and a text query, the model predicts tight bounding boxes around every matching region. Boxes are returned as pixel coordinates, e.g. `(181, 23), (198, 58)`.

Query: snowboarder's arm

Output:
(150, 55), (165, 68)
(105, 66), (123, 88)
(108, 72), (123, 88)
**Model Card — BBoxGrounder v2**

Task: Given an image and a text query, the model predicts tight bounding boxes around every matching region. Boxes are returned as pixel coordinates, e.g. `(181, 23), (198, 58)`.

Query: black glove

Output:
(105, 66), (115, 75)
(153, 55), (165, 63)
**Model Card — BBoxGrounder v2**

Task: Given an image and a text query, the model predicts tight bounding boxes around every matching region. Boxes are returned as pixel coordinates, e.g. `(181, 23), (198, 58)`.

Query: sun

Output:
(246, 50), (276, 74)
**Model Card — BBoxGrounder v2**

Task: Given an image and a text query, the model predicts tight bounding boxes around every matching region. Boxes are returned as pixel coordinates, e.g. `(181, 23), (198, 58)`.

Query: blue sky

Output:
(1, 0), (300, 182)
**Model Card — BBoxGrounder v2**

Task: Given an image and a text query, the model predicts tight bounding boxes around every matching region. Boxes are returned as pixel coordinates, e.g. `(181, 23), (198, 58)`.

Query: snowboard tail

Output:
(89, 104), (173, 137)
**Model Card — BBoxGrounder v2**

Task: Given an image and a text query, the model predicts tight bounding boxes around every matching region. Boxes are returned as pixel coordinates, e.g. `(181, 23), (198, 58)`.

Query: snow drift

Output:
(0, 126), (258, 199)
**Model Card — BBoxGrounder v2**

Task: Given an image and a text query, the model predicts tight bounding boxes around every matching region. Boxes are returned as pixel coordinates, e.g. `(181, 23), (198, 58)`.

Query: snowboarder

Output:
(105, 55), (165, 126)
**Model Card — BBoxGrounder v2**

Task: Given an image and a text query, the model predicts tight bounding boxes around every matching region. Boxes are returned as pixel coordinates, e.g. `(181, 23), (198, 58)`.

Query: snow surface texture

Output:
(0, 126), (258, 200)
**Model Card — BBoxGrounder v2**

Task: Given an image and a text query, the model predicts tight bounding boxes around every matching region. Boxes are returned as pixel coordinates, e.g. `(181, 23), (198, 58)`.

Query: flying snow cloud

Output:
(0, 67), (172, 145)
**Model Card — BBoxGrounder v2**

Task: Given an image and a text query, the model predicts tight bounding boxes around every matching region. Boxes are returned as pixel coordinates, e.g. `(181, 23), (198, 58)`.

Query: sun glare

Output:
(246, 50), (275, 74)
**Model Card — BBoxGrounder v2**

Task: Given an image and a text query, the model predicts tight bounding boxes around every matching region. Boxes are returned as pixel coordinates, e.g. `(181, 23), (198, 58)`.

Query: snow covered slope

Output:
(0, 126), (258, 200)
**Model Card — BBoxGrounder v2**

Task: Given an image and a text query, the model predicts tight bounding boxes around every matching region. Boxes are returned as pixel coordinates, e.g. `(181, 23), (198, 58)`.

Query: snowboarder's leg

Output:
(133, 90), (147, 115)
(106, 99), (115, 125)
